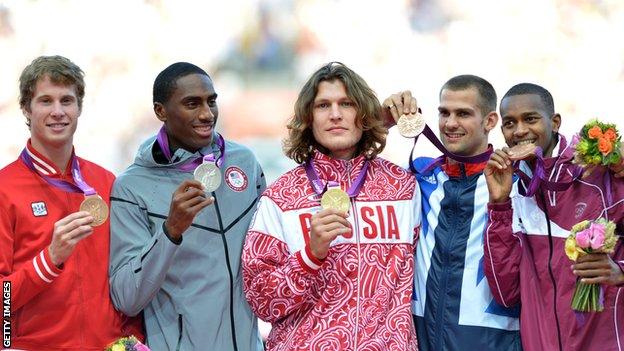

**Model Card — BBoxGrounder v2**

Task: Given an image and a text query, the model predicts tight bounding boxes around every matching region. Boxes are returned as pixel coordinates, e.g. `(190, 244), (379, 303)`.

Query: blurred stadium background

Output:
(1, 0), (623, 178)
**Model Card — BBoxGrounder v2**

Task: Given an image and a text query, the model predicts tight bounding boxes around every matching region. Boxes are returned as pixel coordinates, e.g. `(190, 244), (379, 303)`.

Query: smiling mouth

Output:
(193, 124), (214, 135)
(47, 123), (70, 128)
(444, 132), (465, 139)
(515, 139), (536, 146)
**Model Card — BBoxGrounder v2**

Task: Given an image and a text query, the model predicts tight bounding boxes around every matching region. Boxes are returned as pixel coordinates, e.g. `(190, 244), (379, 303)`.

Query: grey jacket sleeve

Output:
(256, 162), (267, 196)
(108, 179), (180, 317)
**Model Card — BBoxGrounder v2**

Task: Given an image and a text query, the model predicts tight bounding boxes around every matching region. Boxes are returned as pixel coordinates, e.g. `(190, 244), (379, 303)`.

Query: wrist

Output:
(310, 247), (326, 261)
(163, 222), (183, 245)
(47, 247), (62, 268)
(616, 260), (624, 286)
(489, 196), (511, 204)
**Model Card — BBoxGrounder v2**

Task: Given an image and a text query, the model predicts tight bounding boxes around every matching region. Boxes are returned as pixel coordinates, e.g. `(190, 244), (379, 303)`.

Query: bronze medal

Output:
(397, 113), (426, 138)
(79, 194), (109, 227)
(509, 143), (537, 161)
(321, 188), (350, 213)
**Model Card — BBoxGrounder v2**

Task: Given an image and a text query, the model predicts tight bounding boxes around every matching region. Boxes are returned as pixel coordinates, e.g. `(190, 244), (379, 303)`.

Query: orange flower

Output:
(603, 128), (617, 142)
(588, 125), (603, 139)
(598, 137), (613, 155)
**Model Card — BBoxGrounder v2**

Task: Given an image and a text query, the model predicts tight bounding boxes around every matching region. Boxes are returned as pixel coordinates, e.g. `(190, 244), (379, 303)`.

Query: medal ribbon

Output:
(408, 124), (492, 174)
(20, 149), (96, 196)
(156, 126), (225, 171)
(515, 138), (582, 197)
(304, 158), (369, 198)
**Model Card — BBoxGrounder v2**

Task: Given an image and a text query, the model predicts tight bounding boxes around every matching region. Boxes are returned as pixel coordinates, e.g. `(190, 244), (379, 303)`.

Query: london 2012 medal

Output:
(397, 113), (426, 138)
(79, 194), (109, 227)
(509, 143), (537, 161)
(321, 188), (350, 213)
(194, 162), (222, 192)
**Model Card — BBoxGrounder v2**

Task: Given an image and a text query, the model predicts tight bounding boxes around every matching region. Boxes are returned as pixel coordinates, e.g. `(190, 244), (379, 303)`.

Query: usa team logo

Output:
(225, 166), (248, 192)
(31, 201), (47, 217)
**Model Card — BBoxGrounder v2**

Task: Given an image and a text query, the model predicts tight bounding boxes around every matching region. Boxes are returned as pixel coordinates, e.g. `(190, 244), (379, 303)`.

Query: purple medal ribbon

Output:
(515, 136), (582, 197)
(408, 124), (493, 174)
(304, 158), (369, 199)
(156, 126), (225, 171)
(20, 149), (96, 196)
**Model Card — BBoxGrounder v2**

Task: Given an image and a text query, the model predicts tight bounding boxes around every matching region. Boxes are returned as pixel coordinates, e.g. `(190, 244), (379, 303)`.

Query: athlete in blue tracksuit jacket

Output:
(382, 75), (522, 351)
(411, 157), (521, 351)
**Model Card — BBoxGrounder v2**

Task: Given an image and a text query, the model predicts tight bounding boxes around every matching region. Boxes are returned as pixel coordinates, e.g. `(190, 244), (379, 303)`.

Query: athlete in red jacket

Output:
(0, 56), (142, 351)
(243, 62), (421, 350)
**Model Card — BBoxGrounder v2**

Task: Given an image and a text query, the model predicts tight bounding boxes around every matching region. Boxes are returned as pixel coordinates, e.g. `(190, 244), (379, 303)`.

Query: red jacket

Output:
(0, 142), (142, 351)
(484, 137), (624, 351)
(243, 152), (421, 350)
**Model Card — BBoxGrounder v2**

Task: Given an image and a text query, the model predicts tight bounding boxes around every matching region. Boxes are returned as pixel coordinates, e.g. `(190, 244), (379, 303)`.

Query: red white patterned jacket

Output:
(242, 151), (421, 350)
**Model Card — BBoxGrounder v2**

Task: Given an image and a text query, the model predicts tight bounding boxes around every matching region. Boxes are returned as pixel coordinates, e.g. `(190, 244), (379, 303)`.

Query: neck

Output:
(30, 138), (73, 173)
(330, 152), (356, 160)
(446, 144), (489, 165)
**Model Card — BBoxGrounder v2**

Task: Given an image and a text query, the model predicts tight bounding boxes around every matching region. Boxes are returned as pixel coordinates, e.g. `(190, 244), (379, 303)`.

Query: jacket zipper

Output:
(346, 161), (361, 350)
(538, 190), (563, 351)
(176, 314), (183, 351)
(213, 192), (239, 351)
(432, 178), (461, 350)
(66, 175), (86, 349)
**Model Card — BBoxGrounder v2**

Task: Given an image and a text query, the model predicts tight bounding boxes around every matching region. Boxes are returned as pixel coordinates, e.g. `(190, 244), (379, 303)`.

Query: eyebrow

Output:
(35, 94), (76, 100)
(181, 93), (218, 101)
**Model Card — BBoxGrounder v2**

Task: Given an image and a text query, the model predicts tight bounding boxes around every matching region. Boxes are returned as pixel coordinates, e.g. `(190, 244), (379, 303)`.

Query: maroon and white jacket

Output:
(484, 136), (624, 351)
(242, 151), (421, 350)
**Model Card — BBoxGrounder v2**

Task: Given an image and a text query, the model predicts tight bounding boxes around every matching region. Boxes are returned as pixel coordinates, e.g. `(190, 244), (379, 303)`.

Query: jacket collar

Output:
(24, 139), (74, 177)
(310, 150), (369, 182)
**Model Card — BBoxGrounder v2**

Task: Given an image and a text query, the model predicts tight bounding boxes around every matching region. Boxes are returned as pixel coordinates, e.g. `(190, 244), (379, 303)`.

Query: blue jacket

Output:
(411, 157), (521, 351)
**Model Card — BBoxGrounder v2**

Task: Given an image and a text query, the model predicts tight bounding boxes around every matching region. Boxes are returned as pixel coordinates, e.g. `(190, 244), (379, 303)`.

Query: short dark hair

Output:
(153, 62), (210, 104)
(440, 74), (497, 115)
(501, 83), (554, 116)
(19, 55), (85, 111)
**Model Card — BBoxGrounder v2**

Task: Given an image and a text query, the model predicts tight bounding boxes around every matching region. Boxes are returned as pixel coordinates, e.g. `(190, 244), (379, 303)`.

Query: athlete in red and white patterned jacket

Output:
(242, 62), (421, 350)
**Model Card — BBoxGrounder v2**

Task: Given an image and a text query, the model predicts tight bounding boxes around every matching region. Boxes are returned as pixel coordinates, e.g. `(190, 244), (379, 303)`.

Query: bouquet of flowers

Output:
(106, 336), (150, 351)
(573, 119), (621, 168)
(565, 218), (619, 312)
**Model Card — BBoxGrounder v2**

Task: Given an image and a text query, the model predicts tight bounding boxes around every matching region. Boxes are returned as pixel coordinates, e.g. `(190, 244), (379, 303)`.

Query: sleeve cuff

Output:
(488, 199), (512, 211)
(33, 249), (63, 283)
(487, 199), (513, 225)
(296, 245), (325, 274)
(162, 222), (183, 245)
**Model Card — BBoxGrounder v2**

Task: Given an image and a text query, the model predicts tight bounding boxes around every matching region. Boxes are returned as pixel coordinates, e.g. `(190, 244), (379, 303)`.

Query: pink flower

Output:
(575, 229), (591, 248)
(135, 343), (151, 351)
(589, 222), (606, 249)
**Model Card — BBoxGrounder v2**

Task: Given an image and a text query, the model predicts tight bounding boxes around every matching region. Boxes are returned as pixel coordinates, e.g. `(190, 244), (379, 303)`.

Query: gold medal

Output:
(397, 113), (426, 138)
(321, 188), (350, 213)
(79, 194), (109, 227)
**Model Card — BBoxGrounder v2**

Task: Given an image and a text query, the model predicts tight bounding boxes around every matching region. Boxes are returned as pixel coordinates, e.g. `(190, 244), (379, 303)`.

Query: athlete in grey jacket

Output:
(109, 62), (266, 350)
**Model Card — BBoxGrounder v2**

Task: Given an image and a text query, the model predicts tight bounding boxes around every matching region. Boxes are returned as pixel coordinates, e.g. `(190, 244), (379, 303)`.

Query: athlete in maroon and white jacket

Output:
(484, 83), (624, 351)
(242, 62), (421, 350)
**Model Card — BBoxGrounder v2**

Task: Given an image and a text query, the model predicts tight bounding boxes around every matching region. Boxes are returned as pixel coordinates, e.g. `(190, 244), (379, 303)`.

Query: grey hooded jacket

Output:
(109, 134), (266, 351)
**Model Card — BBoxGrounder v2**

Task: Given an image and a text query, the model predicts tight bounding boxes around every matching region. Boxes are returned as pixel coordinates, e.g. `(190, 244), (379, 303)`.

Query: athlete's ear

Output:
(551, 113), (561, 134)
(484, 111), (499, 133)
(154, 102), (166, 122)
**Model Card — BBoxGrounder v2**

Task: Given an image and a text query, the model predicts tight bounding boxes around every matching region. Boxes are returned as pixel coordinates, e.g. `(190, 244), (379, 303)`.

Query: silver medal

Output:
(193, 162), (222, 192)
